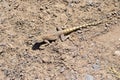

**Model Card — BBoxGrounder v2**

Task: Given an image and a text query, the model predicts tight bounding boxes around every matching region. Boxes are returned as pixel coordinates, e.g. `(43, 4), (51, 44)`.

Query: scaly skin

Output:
(36, 19), (108, 43)
(32, 19), (110, 50)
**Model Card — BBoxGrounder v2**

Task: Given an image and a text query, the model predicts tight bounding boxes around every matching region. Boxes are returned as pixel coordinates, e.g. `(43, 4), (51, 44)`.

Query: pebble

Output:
(92, 59), (100, 70)
(85, 74), (94, 80)
(114, 50), (120, 56)
(92, 64), (100, 70)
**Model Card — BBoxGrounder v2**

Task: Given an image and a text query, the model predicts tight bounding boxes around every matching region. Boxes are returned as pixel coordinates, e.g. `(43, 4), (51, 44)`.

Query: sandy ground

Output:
(0, 0), (120, 80)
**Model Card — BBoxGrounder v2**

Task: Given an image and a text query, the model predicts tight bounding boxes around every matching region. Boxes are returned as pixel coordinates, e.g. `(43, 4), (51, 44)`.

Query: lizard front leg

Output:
(32, 37), (45, 50)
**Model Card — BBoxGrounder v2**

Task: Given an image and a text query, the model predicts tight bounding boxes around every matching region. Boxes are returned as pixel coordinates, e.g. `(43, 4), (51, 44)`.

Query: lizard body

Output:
(33, 19), (108, 49)
(37, 19), (107, 42)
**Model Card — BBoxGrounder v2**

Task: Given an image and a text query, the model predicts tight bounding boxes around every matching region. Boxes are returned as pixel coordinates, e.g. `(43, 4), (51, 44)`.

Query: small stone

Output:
(85, 74), (94, 80)
(114, 50), (120, 56)
(92, 64), (100, 70)
(59, 66), (65, 73)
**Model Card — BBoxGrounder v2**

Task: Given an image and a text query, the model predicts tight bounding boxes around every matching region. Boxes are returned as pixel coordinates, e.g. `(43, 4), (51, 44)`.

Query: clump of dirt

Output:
(0, 0), (120, 80)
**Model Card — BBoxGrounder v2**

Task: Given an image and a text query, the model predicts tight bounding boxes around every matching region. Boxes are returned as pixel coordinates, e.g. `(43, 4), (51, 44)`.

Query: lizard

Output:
(32, 19), (109, 50)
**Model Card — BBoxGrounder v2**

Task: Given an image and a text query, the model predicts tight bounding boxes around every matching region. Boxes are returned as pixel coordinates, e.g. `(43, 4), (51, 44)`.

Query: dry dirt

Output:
(0, 0), (120, 80)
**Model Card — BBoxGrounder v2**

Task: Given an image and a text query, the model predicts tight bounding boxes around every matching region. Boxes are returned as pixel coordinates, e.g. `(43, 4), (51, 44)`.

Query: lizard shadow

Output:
(32, 40), (54, 50)
(32, 29), (82, 50)
(32, 42), (46, 50)
(32, 31), (78, 50)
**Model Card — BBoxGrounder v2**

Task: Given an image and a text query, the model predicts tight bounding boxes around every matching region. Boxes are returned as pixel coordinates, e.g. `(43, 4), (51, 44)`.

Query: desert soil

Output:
(0, 0), (120, 80)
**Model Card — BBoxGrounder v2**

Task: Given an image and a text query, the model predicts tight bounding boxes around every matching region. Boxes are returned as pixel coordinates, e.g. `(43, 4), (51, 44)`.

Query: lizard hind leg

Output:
(60, 34), (70, 42)
(56, 26), (70, 41)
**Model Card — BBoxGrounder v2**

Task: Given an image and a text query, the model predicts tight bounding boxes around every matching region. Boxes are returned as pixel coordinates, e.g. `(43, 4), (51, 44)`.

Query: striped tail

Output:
(61, 19), (107, 34)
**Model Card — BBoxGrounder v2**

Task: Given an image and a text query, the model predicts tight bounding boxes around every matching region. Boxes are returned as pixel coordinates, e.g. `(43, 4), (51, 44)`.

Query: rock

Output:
(85, 74), (94, 80)
(114, 50), (120, 56)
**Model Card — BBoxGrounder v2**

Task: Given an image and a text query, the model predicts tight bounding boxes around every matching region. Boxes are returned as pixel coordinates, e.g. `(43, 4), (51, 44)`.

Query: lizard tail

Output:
(61, 19), (108, 34)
